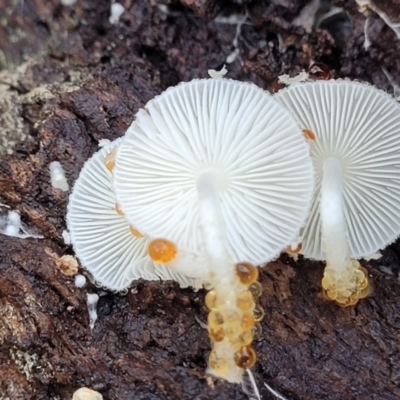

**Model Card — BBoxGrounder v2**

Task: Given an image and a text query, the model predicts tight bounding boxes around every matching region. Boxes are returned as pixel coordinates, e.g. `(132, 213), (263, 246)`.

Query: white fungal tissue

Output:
(208, 65), (228, 79)
(49, 161), (69, 191)
(61, 0), (77, 6)
(0, 210), (43, 239)
(278, 71), (311, 85)
(86, 293), (99, 330)
(97, 138), (111, 148)
(75, 274), (87, 288)
(62, 229), (71, 245)
(72, 387), (103, 400)
(109, 3), (125, 24)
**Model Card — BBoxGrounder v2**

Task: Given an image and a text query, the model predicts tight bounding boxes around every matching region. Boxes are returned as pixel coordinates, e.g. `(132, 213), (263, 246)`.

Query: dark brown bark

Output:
(1, 1), (400, 399)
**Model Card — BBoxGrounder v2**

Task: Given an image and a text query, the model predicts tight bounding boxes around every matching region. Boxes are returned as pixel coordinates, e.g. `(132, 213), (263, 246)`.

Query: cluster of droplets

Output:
(322, 260), (369, 307)
(206, 262), (264, 381)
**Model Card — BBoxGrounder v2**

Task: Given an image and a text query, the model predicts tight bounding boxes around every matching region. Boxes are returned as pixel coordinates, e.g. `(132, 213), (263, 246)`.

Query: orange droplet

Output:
(307, 62), (331, 80)
(148, 238), (177, 263)
(115, 203), (124, 215)
(236, 262), (259, 285)
(130, 226), (143, 238)
(105, 148), (117, 171)
(237, 291), (255, 311)
(302, 129), (316, 141)
(242, 313), (255, 331)
(209, 326), (225, 342)
(234, 345), (257, 369)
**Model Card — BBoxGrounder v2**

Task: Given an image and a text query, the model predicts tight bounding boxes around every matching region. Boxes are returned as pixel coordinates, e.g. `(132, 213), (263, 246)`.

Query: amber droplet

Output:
(148, 238), (177, 263)
(209, 348), (229, 377)
(253, 305), (265, 322)
(130, 226), (143, 238)
(209, 326), (225, 342)
(302, 129), (316, 141)
(237, 291), (255, 311)
(205, 290), (217, 310)
(236, 262), (259, 285)
(105, 148), (117, 171)
(249, 281), (263, 298)
(308, 62), (331, 80)
(234, 345), (257, 369)
(208, 310), (224, 327)
(229, 329), (253, 347)
(115, 203), (124, 215)
(242, 313), (255, 331)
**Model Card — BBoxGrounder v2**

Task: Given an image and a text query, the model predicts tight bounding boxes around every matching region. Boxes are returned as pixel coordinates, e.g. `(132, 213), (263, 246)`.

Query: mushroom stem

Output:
(197, 170), (261, 383)
(197, 169), (232, 282)
(320, 157), (369, 306)
(320, 157), (349, 272)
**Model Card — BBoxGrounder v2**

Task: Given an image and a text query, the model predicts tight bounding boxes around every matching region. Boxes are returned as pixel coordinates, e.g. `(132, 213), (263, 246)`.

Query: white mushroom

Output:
(114, 78), (314, 272)
(112, 77), (314, 384)
(66, 138), (197, 291)
(275, 79), (400, 306)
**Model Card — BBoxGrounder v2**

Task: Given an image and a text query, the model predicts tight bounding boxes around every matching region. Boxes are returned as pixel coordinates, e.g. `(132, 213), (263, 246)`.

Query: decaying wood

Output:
(1, 0), (400, 399)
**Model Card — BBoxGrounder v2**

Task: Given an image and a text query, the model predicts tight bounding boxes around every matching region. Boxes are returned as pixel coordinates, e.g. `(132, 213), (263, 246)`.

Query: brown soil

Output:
(1, 1), (400, 399)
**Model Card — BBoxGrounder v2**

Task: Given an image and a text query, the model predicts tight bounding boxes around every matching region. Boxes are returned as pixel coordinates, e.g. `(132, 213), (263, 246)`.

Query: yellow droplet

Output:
(242, 313), (255, 331)
(209, 348), (230, 377)
(205, 290), (217, 310)
(115, 203), (124, 215)
(229, 329), (253, 347)
(322, 262), (370, 306)
(105, 148), (117, 171)
(236, 262), (259, 285)
(234, 345), (257, 369)
(209, 326), (224, 342)
(208, 310), (224, 327)
(237, 291), (255, 312)
(321, 275), (331, 291)
(249, 281), (263, 298)
(130, 226), (143, 238)
(148, 238), (177, 263)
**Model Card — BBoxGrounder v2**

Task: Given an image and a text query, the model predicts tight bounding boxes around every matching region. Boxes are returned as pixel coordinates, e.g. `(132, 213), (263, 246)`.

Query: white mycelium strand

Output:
(67, 138), (196, 291)
(275, 79), (400, 259)
(115, 78), (314, 265)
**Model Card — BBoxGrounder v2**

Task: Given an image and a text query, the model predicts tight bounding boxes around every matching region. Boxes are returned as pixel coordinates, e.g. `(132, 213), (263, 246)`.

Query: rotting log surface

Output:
(1, 0), (400, 399)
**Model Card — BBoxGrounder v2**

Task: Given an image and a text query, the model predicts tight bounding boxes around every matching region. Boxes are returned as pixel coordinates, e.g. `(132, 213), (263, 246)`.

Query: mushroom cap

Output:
(275, 79), (400, 259)
(66, 138), (196, 291)
(114, 78), (314, 264)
